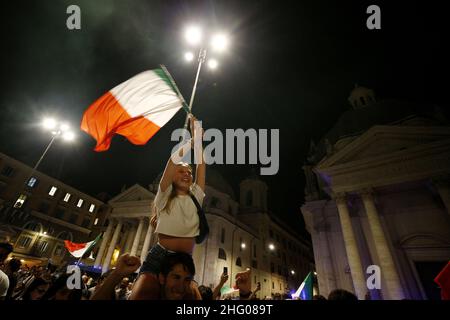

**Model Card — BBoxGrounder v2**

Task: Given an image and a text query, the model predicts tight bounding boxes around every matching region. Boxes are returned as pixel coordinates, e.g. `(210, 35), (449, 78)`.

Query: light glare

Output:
(62, 131), (75, 141)
(184, 52), (194, 62)
(185, 26), (202, 45)
(43, 118), (57, 130)
(211, 34), (229, 52)
(208, 59), (218, 69)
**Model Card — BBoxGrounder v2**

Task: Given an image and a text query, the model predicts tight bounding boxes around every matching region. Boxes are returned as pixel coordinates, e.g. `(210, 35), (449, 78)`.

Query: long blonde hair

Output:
(161, 162), (193, 214)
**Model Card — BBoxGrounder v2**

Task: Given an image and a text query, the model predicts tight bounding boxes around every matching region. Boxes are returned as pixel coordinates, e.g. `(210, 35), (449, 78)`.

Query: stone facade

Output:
(301, 86), (450, 300)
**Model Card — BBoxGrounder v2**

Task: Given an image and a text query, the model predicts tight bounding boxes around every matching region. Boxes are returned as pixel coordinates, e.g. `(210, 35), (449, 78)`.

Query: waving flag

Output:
(64, 233), (102, 258)
(292, 271), (313, 300)
(81, 67), (186, 151)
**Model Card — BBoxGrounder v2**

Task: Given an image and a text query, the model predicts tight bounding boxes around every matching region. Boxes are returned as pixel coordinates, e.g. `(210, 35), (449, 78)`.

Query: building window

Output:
(279, 283), (282, 290)
(49, 186), (58, 196)
(94, 218), (99, 225)
(63, 193), (71, 202)
(27, 177), (38, 188)
(17, 236), (32, 248)
(57, 231), (73, 241)
(272, 282), (274, 289)
(1, 166), (14, 177)
(236, 257), (242, 267)
(14, 194), (27, 208)
(89, 204), (95, 213)
(23, 221), (43, 233)
(77, 199), (84, 208)
(278, 265), (282, 275)
(39, 241), (49, 253)
(220, 228), (225, 244)
(53, 245), (64, 257)
(218, 248), (227, 260)
(254, 276), (257, 284)
(271, 262), (274, 273)
(246, 191), (252, 206)
(253, 244), (256, 258)
(252, 260), (258, 269)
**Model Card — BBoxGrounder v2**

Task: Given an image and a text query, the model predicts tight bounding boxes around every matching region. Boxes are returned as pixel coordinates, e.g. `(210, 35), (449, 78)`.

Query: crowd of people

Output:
(0, 116), (362, 301)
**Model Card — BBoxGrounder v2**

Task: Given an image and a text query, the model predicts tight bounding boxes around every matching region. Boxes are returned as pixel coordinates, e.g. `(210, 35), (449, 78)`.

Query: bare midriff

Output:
(158, 233), (195, 254)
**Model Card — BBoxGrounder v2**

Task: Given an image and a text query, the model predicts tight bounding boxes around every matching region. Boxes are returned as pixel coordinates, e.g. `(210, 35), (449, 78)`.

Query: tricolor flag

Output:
(292, 271), (314, 300)
(64, 233), (102, 258)
(81, 66), (186, 152)
(434, 261), (450, 300)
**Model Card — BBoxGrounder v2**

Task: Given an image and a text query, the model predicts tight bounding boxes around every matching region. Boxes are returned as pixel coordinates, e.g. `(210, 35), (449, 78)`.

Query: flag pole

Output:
(183, 48), (206, 129)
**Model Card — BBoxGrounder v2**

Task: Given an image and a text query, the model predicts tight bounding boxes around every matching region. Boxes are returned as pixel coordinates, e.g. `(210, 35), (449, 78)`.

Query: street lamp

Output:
(241, 242), (246, 250)
(182, 25), (230, 128)
(32, 117), (76, 175)
(268, 243), (275, 251)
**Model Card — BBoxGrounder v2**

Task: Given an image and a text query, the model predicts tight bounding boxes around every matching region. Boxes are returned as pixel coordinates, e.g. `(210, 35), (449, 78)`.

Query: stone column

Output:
(334, 193), (366, 299)
(94, 219), (114, 268)
(102, 219), (123, 273)
(140, 218), (154, 263)
(360, 189), (405, 300)
(123, 224), (136, 253)
(130, 217), (144, 256)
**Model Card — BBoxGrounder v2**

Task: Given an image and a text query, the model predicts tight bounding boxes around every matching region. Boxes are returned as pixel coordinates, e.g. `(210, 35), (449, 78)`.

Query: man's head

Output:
(158, 252), (195, 300)
(0, 242), (13, 263)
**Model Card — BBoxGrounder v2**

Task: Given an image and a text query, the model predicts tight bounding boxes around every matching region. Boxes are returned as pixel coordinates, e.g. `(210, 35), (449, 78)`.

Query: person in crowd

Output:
(328, 289), (358, 301)
(41, 273), (82, 300)
(130, 115), (205, 300)
(18, 277), (50, 300)
(3, 258), (21, 300)
(0, 242), (13, 300)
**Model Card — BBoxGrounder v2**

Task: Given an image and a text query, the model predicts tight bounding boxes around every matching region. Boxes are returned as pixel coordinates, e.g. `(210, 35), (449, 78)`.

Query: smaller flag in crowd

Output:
(64, 233), (102, 258)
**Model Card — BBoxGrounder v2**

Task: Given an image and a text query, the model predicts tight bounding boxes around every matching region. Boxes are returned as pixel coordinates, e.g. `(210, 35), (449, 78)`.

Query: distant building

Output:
(301, 85), (450, 300)
(93, 168), (314, 298)
(0, 152), (107, 267)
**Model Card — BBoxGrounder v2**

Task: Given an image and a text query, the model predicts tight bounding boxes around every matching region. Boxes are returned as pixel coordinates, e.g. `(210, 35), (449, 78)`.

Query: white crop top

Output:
(154, 183), (205, 237)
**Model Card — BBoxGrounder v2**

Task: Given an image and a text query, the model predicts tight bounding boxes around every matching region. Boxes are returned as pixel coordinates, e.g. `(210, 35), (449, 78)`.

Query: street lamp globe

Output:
(268, 243), (275, 251)
(211, 33), (229, 52)
(43, 118), (57, 130)
(184, 51), (194, 62)
(241, 243), (246, 249)
(60, 123), (70, 132)
(185, 26), (202, 45)
(62, 131), (75, 142)
(208, 59), (218, 69)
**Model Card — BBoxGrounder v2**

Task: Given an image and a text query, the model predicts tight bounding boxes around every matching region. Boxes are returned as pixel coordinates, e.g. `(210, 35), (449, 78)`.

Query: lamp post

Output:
(182, 25), (230, 129)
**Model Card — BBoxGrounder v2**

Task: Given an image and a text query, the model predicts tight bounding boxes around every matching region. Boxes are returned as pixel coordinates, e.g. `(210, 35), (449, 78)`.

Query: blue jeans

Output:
(139, 243), (175, 275)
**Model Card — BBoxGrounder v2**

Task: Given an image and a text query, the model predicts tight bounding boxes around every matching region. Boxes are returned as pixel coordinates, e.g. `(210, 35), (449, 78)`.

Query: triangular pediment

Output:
(109, 184), (155, 203)
(317, 125), (450, 170)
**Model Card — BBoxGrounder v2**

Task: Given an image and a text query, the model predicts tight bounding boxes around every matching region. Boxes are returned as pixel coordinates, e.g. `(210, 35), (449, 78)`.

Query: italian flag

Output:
(64, 233), (102, 258)
(81, 66), (185, 152)
(292, 271), (313, 300)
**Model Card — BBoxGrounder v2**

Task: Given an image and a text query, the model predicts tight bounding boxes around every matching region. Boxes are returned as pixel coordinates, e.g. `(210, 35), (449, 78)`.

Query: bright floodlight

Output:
(43, 118), (57, 130)
(241, 243), (246, 249)
(211, 33), (229, 52)
(185, 26), (202, 45)
(208, 59), (218, 69)
(268, 243), (275, 251)
(184, 52), (194, 62)
(62, 131), (75, 142)
(60, 123), (70, 132)
(291, 270), (295, 275)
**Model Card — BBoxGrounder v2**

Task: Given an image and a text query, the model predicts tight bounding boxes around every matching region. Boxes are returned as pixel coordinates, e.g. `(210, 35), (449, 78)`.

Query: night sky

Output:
(0, 0), (448, 235)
